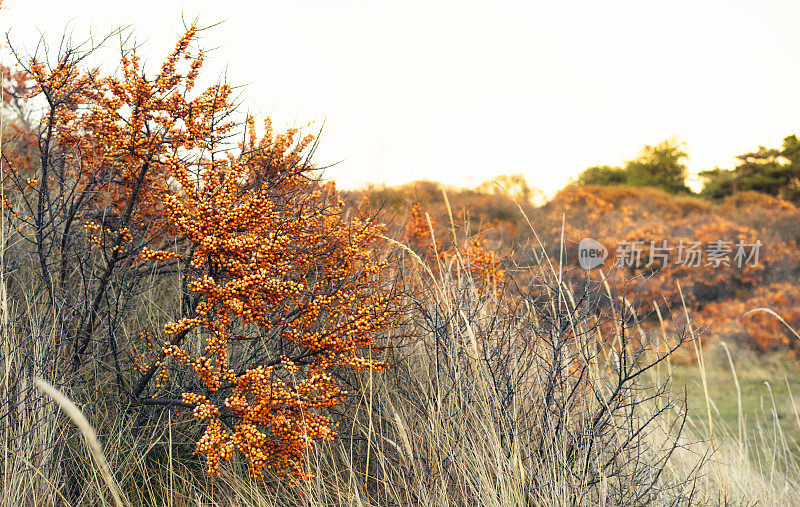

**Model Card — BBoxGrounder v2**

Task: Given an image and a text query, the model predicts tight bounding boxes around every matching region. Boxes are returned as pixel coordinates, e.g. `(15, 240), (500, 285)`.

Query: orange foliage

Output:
(2, 27), (233, 249)
(539, 185), (800, 355)
(697, 283), (800, 357)
(464, 237), (505, 291)
(404, 202), (437, 256)
(4, 27), (397, 485)
(401, 201), (506, 296)
(377, 183), (800, 358)
(142, 118), (395, 483)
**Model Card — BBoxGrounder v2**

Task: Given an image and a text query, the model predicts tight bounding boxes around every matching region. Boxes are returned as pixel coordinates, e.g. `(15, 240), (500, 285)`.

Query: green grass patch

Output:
(669, 342), (800, 445)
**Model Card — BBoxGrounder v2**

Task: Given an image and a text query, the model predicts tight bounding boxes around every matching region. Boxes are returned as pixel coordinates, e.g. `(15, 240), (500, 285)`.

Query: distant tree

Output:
(575, 165), (629, 186)
(625, 139), (691, 193)
(697, 167), (736, 199)
(575, 139), (690, 193)
(700, 135), (800, 203)
(476, 174), (538, 202)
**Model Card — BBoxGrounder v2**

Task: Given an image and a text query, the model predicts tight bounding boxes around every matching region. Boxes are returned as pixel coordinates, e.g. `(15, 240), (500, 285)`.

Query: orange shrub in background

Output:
(697, 283), (800, 357)
(400, 201), (506, 298)
(376, 184), (800, 358)
(404, 202), (438, 257)
(538, 185), (800, 355)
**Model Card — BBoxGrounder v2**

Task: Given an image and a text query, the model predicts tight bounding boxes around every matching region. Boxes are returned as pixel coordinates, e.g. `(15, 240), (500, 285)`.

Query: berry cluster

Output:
(142, 110), (395, 483)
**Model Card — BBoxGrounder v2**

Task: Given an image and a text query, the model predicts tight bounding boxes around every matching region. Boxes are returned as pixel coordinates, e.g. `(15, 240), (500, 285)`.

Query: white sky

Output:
(3, 0), (800, 196)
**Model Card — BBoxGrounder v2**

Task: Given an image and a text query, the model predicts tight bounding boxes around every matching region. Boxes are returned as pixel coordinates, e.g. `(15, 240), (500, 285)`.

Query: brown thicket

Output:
(362, 182), (800, 358)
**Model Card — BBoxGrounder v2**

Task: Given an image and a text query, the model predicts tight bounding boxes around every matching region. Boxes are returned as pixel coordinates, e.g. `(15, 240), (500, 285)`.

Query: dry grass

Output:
(3, 291), (800, 505)
(1, 213), (800, 506)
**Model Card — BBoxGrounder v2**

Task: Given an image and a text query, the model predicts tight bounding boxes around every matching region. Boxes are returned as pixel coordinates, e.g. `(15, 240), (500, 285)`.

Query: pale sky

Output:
(3, 0), (800, 196)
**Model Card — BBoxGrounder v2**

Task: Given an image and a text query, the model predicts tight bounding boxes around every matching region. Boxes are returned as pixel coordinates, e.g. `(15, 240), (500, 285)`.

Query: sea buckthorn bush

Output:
(696, 283), (800, 356)
(137, 129), (396, 482)
(1, 26), (398, 486)
(1, 26), (238, 364)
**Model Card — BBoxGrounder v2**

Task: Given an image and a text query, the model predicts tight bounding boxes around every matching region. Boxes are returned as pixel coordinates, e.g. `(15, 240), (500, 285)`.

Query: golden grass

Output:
(1, 203), (799, 505)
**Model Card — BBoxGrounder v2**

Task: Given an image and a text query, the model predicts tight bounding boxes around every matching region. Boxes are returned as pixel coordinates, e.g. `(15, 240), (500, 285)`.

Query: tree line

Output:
(575, 136), (800, 203)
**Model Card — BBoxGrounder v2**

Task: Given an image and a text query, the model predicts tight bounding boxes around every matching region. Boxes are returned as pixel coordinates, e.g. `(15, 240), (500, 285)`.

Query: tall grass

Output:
(2, 219), (800, 505)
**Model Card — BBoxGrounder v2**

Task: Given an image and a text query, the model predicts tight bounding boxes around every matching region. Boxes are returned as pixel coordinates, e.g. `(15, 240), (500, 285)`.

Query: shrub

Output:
(1, 26), (398, 486)
(135, 119), (396, 482)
